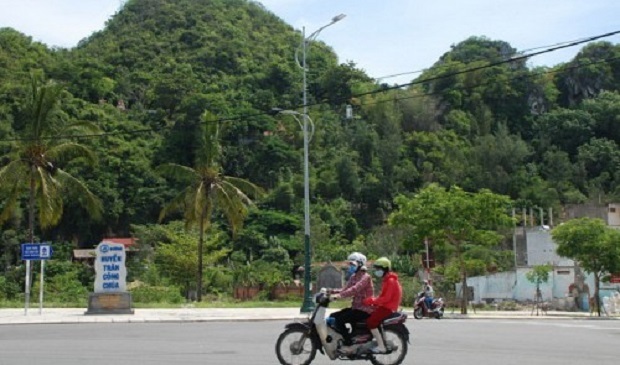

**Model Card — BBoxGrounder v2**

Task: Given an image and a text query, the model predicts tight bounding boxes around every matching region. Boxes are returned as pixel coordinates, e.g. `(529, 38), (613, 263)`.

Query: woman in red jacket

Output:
(363, 257), (402, 354)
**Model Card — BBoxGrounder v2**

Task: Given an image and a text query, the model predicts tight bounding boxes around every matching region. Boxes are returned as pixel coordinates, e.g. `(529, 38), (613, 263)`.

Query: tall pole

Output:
(300, 25), (314, 313)
(297, 15), (345, 313)
(271, 108), (313, 311)
(512, 208), (517, 269)
(424, 238), (431, 282)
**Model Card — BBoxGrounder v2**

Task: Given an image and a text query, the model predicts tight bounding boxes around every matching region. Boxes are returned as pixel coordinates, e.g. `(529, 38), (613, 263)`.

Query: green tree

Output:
(157, 112), (263, 301)
(539, 148), (585, 204)
(154, 221), (229, 297)
(580, 91), (620, 144)
(551, 218), (620, 316)
(0, 76), (102, 245)
(525, 264), (552, 307)
(389, 184), (513, 313)
(576, 137), (620, 197)
(402, 130), (469, 187)
(532, 108), (594, 157)
(466, 125), (532, 195)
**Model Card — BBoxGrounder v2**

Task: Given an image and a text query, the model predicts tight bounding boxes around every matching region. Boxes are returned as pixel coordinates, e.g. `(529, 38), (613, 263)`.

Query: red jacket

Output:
(365, 271), (402, 312)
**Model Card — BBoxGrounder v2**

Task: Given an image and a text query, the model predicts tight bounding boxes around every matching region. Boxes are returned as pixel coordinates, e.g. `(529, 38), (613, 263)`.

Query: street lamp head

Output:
(270, 107), (283, 116)
(332, 14), (346, 23)
(271, 107), (301, 116)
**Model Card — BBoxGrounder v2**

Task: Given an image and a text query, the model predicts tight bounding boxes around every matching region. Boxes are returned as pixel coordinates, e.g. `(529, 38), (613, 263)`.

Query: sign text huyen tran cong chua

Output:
(94, 242), (127, 292)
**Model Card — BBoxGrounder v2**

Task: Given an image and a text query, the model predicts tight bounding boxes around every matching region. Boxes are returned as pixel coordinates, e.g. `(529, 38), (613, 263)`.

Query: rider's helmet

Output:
(372, 257), (391, 271)
(347, 252), (367, 272)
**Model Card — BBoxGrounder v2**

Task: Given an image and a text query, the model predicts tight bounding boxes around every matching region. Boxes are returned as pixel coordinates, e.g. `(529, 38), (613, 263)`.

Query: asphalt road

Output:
(1, 319), (618, 365)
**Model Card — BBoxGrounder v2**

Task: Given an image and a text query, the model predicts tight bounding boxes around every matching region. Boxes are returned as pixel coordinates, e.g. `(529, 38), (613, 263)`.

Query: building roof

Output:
(101, 237), (137, 247)
(72, 238), (137, 260)
(73, 249), (96, 259)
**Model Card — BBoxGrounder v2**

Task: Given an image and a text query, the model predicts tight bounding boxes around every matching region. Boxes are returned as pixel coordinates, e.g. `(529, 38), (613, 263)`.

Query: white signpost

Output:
(85, 241), (133, 314)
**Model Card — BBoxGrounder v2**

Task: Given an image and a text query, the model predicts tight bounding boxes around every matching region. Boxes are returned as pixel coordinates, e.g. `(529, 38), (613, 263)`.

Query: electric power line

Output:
(354, 55), (620, 109)
(341, 30), (620, 100)
(374, 31), (618, 82)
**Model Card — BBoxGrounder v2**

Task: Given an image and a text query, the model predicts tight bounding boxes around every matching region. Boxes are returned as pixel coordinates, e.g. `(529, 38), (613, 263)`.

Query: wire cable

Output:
(354, 55), (620, 108)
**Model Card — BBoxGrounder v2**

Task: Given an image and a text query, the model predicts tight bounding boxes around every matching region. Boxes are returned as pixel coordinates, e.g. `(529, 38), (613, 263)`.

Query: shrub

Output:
(129, 284), (184, 303)
(390, 254), (420, 277)
(397, 276), (422, 308)
(0, 275), (21, 300)
(203, 266), (233, 295)
(37, 269), (89, 304)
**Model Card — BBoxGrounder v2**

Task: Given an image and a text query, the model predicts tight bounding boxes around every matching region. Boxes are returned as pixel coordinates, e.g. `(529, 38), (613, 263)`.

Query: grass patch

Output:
(0, 297), (364, 309)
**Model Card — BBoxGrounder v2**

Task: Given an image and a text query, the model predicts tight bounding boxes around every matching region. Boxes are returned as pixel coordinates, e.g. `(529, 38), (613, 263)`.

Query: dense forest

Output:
(1, 0), (620, 302)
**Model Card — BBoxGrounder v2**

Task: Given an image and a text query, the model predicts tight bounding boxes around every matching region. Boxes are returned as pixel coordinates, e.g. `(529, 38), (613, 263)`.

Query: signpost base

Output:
(85, 292), (134, 315)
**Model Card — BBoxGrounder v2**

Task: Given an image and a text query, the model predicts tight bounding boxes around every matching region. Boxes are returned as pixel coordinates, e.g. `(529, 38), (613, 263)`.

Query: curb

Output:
(0, 308), (618, 326)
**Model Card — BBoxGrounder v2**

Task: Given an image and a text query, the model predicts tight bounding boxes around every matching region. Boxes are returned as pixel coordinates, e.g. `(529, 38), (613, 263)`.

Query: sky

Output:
(1, 0), (619, 85)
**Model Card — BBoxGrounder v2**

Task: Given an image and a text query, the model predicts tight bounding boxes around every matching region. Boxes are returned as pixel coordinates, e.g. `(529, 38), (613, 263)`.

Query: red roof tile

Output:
(101, 237), (137, 247)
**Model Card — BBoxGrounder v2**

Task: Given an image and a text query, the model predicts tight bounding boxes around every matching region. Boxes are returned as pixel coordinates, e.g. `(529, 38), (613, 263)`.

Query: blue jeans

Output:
(425, 297), (433, 310)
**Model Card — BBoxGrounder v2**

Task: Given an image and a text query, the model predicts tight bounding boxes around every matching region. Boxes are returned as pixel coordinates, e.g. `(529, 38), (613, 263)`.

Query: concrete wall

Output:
(456, 268), (596, 303)
(525, 229), (573, 266)
(563, 204), (608, 223)
(608, 203), (620, 227)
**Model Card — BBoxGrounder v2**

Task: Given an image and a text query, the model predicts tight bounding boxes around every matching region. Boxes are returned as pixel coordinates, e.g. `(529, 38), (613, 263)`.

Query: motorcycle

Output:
(413, 291), (445, 319)
(275, 289), (410, 365)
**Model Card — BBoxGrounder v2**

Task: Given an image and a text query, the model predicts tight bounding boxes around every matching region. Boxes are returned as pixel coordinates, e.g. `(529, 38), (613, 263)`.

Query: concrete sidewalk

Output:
(0, 307), (616, 325)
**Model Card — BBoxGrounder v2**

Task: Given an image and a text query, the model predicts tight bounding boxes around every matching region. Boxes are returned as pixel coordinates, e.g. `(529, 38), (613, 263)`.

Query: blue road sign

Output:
(21, 244), (52, 260)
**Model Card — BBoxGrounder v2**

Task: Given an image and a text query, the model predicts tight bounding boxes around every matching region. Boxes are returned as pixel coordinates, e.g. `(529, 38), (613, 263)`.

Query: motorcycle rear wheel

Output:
(370, 328), (408, 365)
(275, 327), (317, 365)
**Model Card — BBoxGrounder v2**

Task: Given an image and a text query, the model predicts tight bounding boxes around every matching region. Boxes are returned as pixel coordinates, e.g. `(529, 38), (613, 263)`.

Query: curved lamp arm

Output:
(294, 14), (346, 70)
(272, 109), (315, 143)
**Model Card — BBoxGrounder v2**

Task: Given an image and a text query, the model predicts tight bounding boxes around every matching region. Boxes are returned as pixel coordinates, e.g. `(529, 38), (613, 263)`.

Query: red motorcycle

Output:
(413, 292), (444, 319)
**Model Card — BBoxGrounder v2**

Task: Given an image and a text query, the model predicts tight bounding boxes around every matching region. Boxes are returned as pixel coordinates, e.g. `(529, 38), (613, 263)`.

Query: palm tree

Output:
(0, 76), (103, 245)
(157, 111), (263, 301)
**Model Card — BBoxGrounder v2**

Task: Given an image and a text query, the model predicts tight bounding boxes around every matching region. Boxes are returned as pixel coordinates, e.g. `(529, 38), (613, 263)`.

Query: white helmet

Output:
(347, 252), (367, 268)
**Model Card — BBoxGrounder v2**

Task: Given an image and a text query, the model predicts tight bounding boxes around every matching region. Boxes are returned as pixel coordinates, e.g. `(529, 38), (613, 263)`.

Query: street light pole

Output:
(296, 14), (345, 313)
(424, 238), (431, 282)
(272, 109), (315, 312)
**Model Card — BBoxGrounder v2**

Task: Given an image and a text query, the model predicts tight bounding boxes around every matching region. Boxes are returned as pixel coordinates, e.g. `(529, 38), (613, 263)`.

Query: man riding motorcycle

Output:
(423, 280), (434, 311)
(329, 252), (374, 347)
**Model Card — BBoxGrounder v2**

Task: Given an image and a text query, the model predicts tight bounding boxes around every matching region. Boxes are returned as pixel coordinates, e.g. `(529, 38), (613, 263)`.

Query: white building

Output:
(458, 204), (620, 311)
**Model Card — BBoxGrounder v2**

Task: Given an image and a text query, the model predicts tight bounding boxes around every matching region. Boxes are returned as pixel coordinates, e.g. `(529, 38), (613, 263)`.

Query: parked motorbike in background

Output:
(413, 291), (445, 319)
(275, 289), (409, 365)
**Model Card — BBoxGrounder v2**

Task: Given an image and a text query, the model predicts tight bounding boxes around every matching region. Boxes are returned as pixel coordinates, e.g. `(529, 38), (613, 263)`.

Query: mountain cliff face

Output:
(557, 42), (620, 106)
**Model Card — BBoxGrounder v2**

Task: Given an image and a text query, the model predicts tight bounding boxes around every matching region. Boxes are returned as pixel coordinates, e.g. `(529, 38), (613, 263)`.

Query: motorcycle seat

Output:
(383, 311), (407, 325)
(351, 311), (407, 328)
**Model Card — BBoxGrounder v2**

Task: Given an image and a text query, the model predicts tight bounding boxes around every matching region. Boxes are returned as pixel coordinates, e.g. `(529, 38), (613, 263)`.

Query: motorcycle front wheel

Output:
(413, 307), (424, 319)
(275, 327), (317, 365)
(370, 327), (408, 365)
